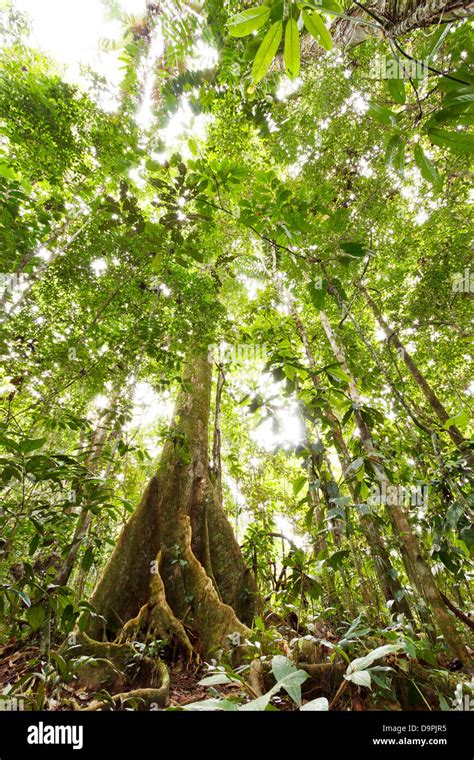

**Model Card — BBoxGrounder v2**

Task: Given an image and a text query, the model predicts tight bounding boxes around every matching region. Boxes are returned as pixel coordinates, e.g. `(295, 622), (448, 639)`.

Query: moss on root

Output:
(64, 632), (170, 708)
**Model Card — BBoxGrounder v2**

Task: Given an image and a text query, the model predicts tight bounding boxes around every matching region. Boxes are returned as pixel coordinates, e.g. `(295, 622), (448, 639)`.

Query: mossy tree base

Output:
(83, 350), (258, 669)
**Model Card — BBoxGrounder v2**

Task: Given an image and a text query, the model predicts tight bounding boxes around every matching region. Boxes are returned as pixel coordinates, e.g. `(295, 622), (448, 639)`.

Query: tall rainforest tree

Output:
(0, 0), (472, 714)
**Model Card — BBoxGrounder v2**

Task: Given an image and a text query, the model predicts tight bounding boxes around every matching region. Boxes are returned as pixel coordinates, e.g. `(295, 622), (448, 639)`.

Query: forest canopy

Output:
(0, 0), (473, 716)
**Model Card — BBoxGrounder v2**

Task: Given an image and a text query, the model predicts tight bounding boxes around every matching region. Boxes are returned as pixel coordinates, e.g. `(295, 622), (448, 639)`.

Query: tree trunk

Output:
(320, 310), (472, 666)
(291, 308), (413, 619)
(302, 0), (474, 57)
(85, 348), (259, 656)
(357, 284), (467, 451)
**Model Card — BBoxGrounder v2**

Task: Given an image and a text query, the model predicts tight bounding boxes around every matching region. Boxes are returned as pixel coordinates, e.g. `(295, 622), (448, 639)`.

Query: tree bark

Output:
(85, 348), (259, 656)
(320, 310), (472, 666)
(358, 284), (467, 451)
(302, 0), (474, 57)
(291, 308), (413, 619)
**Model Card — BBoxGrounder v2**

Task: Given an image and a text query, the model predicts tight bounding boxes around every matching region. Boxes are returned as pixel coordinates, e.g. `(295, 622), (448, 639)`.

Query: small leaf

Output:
(302, 10), (333, 51)
(227, 6), (270, 37)
(385, 134), (405, 176)
(252, 21), (283, 84)
(284, 19), (300, 80)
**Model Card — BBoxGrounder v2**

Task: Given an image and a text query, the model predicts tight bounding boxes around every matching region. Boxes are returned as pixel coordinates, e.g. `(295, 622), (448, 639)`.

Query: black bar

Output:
(0, 710), (471, 758)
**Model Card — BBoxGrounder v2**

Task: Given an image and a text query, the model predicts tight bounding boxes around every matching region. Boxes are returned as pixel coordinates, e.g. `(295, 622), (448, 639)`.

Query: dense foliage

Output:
(0, 0), (472, 713)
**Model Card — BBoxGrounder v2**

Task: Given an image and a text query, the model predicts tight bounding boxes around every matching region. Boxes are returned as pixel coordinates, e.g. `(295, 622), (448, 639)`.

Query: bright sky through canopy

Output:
(13, 0), (147, 88)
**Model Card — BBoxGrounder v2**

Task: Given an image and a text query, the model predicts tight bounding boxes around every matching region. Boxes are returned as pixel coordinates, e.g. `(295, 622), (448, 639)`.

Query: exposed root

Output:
(64, 632), (170, 705)
(79, 665), (170, 711)
(117, 550), (194, 661)
(169, 515), (250, 656)
(248, 658), (266, 697)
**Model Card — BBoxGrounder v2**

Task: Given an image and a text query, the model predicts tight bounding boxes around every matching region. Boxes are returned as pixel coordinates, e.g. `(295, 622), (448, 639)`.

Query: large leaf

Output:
(427, 128), (474, 154)
(346, 669), (372, 688)
(271, 655), (308, 706)
(340, 241), (367, 258)
(252, 21), (283, 84)
(18, 437), (46, 454)
(414, 143), (442, 188)
(346, 644), (402, 675)
(387, 75), (406, 105)
(301, 697), (329, 710)
(27, 604), (46, 631)
(307, 279), (327, 310)
(284, 19), (300, 80)
(182, 698), (238, 711)
(302, 10), (333, 51)
(241, 656), (309, 710)
(368, 104), (400, 127)
(198, 673), (235, 686)
(227, 6), (270, 37)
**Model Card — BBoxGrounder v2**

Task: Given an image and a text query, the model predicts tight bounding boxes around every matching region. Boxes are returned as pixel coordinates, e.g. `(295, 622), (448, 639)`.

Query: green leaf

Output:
(427, 128), (474, 154)
(19, 437), (46, 454)
(414, 143), (442, 188)
(368, 104), (400, 127)
(443, 85), (474, 107)
(198, 673), (235, 686)
(387, 75), (406, 105)
(293, 474), (307, 496)
(301, 697), (329, 711)
(27, 604), (46, 631)
(302, 10), (333, 51)
(271, 655), (309, 706)
(0, 164), (17, 181)
(81, 546), (94, 571)
(307, 279), (327, 310)
(340, 241), (367, 258)
(15, 589), (31, 607)
(385, 134), (405, 176)
(227, 6), (270, 37)
(443, 410), (469, 431)
(319, 0), (342, 11)
(345, 669), (372, 688)
(346, 644), (402, 675)
(252, 21), (283, 84)
(327, 549), (350, 569)
(284, 19), (300, 80)
(182, 698), (237, 710)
